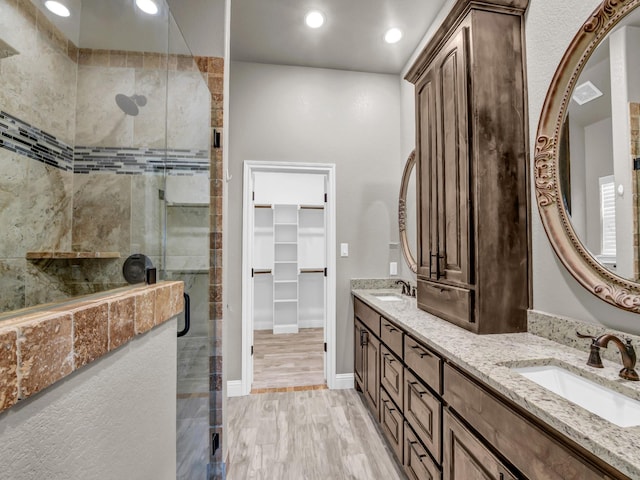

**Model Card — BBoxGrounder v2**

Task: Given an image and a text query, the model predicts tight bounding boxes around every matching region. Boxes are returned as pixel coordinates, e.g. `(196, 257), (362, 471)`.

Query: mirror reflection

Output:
(563, 8), (640, 282)
(399, 150), (417, 274)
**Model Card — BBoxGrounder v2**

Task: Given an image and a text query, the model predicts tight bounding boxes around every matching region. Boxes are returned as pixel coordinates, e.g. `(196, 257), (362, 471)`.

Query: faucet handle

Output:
(576, 331), (595, 340)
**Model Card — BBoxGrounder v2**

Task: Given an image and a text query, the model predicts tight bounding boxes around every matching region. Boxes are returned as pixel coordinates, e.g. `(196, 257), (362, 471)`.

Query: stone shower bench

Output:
(0, 281), (184, 413)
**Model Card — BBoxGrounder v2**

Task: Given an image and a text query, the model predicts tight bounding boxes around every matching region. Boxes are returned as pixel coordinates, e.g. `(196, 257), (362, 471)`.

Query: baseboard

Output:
(227, 380), (244, 397)
(253, 321), (272, 331)
(332, 373), (354, 390)
(273, 324), (299, 334)
(298, 319), (324, 329)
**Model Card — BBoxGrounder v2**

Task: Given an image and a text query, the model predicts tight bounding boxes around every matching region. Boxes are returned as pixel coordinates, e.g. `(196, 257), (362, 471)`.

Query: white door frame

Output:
(241, 160), (337, 395)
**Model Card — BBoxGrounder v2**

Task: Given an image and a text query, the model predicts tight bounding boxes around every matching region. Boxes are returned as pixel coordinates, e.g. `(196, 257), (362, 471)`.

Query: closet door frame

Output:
(241, 161), (336, 396)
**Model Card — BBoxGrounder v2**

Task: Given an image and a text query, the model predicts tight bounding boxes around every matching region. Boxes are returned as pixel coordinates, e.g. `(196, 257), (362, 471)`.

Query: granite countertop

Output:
(352, 288), (640, 479)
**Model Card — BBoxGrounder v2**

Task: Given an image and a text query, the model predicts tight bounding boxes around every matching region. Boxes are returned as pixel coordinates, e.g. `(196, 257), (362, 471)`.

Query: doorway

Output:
(241, 161), (336, 395)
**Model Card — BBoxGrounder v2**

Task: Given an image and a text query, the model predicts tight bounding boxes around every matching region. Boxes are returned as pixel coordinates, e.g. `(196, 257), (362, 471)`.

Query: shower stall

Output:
(0, 0), (221, 478)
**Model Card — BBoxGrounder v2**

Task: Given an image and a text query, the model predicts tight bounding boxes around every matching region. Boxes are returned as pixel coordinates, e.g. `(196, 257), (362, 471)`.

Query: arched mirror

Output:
(399, 150), (417, 274)
(536, 0), (640, 312)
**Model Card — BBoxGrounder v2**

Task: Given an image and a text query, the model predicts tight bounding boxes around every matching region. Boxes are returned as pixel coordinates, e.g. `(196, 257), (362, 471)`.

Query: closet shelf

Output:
(274, 299), (298, 303)
(275, 241), (297, 245)
(26, 251), (121, 260)
(274, 261), (297, 264)
(274, 280), (297, 284)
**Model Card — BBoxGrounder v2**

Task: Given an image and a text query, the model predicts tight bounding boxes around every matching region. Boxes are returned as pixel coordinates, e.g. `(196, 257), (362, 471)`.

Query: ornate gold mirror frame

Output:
(535, 0), (640, 313)
(399, 150), (417, 274)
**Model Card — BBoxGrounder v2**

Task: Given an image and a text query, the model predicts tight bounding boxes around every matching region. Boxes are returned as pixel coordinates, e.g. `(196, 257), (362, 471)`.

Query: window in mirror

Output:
(599, 175), (617, 266)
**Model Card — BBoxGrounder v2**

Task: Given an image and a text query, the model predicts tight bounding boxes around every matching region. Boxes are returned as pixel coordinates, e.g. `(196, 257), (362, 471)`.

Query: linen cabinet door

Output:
(443, 410), (517, 480)
(434, 25), (471, 287)
(416, 65), (438, 280)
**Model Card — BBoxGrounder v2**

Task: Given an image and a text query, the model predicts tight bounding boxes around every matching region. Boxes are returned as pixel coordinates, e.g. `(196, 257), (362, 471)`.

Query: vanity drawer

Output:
(381, 318), (403, 359)
(443, 363), (621, 480)
(405, 336), (442, 395)
(417, 279), (472, 328)
(405, 369), (441, 464)
(354, 297), (380, 337)
(404, 423), (441, 480)
(380, 344), (403, 408)
(380, 387), (404, 463)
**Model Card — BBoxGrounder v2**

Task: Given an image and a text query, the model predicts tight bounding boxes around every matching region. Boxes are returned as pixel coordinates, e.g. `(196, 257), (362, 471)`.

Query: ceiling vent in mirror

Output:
(572, 80), (603, 105)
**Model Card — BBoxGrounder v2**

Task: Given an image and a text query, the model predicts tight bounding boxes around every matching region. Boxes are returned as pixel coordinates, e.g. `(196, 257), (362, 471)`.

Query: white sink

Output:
(512, 365), (640, 428)
(372, 293), (404, 302)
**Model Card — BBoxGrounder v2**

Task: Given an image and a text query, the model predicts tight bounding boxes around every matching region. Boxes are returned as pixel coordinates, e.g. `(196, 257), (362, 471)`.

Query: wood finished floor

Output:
(227, 389), (405, 480)
(252, 328), (325, 391)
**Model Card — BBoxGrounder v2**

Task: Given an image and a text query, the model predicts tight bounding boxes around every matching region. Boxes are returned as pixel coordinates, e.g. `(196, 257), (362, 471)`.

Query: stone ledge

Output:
(0, 281), (183, 413)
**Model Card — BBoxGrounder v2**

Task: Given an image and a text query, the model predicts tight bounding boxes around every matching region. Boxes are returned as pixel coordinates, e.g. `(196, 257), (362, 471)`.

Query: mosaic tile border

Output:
(0, 111), (209, 175)
(74, 146), (209, 175)
(0, 111), (74, 171)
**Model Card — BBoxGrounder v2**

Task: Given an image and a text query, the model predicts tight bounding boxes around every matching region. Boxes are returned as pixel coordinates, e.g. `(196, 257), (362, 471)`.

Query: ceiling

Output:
(230, 0), (449, 74)
(34, 0), (449, 72)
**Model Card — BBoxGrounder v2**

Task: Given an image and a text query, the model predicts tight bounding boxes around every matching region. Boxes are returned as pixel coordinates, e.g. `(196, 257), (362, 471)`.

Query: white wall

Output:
(228, 61), (401, 378)
(609, 26), (640, 279)
(584, 117), (614, 253)
(525, 0), (640, 331)
(0, 320), (177, 480)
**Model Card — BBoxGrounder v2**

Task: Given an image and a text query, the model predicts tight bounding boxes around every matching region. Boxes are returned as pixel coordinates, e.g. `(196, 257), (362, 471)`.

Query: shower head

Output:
(0, 38), (19, 59)
(115, 94), (147, 116)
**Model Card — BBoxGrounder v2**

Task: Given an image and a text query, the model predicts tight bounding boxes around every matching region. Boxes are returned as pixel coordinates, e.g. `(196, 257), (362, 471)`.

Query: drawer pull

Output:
(382, 353), (395, 363)
(409, 381), (428, 397)
(411, 345), (432, 358)
(382, 399), (396, 412)
(410, 441), (427, 459)
(384, 323), (398, 333)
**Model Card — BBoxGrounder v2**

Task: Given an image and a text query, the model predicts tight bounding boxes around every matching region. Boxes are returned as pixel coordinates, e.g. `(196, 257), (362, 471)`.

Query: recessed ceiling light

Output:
(572, 80), (603, 105)
(136, 0), (159, 15)
(305, 11), (325, 29)
(384, 28), (403, 44)
(44, 1), (70, 17)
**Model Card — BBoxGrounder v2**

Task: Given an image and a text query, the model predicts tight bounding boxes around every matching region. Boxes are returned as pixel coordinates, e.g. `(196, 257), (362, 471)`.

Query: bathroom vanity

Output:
(353, 289), (638, 480)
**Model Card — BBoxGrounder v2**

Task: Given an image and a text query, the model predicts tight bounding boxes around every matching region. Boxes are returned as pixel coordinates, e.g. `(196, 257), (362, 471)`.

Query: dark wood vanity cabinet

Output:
(443, 410), (517, 480)
(353, 296), (630, 480)
(406, 0), (530, 334)
(354, 298), (381, 420)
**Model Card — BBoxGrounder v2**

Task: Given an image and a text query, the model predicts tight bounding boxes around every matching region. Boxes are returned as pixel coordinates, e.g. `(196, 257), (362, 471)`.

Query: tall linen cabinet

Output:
(405, 0), (530, 334)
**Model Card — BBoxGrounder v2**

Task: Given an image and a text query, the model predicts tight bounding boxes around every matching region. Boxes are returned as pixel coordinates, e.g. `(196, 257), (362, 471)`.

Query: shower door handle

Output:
(177, 293), (191, 337)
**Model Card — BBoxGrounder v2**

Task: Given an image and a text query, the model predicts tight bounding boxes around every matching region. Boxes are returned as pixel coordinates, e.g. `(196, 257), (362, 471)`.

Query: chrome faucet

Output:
(395, 279), (410, 296)
(576, 332), (639, 381)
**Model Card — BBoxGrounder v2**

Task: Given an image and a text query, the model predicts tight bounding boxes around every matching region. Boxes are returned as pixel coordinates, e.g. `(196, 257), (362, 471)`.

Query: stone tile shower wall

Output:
(195, 56), (224, 479)
(0, 0), (213, 310)
(0, 0), (77, 310)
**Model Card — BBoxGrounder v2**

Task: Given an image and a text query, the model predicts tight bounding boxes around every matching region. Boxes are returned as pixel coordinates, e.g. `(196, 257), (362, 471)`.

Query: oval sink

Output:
(512, 365), (640, 427)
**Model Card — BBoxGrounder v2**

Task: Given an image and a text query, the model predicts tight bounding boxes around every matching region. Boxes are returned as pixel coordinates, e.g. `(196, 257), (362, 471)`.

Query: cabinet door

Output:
(416, 65), (438, 279)
(443, 410), (517, 480)
(434, 26), (471, 286)
(354, 321), (365, 391)
(364, 331), (380, 420)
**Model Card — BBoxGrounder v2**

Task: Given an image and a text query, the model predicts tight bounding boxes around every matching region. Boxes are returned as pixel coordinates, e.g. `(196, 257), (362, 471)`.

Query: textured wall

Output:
(228, 61), (402, 379)
(0, 320), (177, 480)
